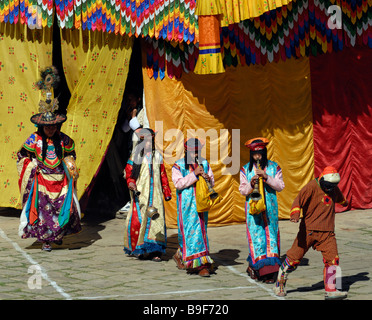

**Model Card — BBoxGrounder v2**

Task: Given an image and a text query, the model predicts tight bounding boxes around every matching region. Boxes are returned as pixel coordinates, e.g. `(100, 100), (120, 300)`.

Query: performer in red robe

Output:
(123, 128), (171, 261)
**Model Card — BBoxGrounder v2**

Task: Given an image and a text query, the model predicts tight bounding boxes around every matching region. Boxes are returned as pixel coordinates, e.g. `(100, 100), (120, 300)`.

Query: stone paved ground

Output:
(0, 207), (371, 305)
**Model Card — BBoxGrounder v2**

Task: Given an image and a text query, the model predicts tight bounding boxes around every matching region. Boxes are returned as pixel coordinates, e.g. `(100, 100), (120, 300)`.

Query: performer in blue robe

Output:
(239, 137), (285, 283)
(171, 138), (215, 277)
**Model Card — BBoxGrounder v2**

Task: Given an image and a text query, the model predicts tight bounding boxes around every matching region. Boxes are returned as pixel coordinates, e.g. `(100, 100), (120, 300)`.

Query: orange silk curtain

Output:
(143, 52), (314, 227)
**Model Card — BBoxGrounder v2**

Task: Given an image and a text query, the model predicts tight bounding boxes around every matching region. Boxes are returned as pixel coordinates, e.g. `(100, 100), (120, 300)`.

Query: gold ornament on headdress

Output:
(36, 66), (60, 113)
(38, 97), (59, 114)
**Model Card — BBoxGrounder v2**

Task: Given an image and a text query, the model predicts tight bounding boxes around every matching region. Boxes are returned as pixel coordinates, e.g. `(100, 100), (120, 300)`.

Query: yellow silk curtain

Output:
(0, 22), (53, 208)
(196, 0), (293, 26)
(60, 29), (133, 199)
(143, 54), (314, 227)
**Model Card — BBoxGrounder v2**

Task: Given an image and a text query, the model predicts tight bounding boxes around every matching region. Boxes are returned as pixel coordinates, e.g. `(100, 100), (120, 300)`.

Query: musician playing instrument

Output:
(239, 137), (285, 283)
(171, 138), (215, 277)
(124, 128), (172, 262)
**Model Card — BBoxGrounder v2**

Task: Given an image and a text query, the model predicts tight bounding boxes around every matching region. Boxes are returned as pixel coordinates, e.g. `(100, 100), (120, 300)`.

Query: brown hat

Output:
(30, 110), (67, 126)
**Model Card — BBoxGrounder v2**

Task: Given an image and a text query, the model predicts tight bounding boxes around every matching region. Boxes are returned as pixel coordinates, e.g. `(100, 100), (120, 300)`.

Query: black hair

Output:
(248, 140), (268, 172)
(124, 87), (143, 114)
(184, 138), (201, 171)
(319, 177), (338, 194)
(184, 151), (195, 171)
(130, 137), (156, 180)
(37, 125), (63, 161)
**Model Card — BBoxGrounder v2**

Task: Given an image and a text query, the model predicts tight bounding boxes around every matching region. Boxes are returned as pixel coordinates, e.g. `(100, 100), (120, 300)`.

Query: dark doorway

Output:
(83, 37), (143, 218)
(52, 16), (70, 115)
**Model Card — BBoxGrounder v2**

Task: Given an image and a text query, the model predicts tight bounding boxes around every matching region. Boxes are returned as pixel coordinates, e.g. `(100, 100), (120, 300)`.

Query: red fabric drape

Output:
(310, 46), (372, 212)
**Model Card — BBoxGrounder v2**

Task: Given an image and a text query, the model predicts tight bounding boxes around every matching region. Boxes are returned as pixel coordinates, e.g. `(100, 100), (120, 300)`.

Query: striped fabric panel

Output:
(37, 171), (68, 200)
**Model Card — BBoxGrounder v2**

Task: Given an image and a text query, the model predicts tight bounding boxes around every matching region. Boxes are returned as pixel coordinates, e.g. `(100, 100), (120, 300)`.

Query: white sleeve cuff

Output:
(129, 117), (141, 131)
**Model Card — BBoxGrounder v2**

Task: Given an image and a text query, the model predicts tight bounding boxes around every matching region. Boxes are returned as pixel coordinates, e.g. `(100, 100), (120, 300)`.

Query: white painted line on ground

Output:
(0, 224), (283, 300)
(75, 285), (256, 300)
(212, 257), (284, 300)
(0, 227), (72, 300)
(224, 264), (285, 300)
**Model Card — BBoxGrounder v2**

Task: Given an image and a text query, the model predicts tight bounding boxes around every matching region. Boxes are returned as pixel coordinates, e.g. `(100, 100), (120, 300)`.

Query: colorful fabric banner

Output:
(0, 21), (53, 208)
(0, 0), (294, 43)
(1, 0), (199, 43)
(144, 38), (199, 80)
(144, 0), (372, 79)
(194, 15), (225, 74)
(2, 1), (371, 79)
(218, 0), (293, 27)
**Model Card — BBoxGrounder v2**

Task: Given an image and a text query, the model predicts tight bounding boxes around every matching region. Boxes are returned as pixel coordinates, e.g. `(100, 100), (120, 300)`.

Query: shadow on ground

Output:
(287, 272), (370, 294)
(24, 212), (109, 251)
